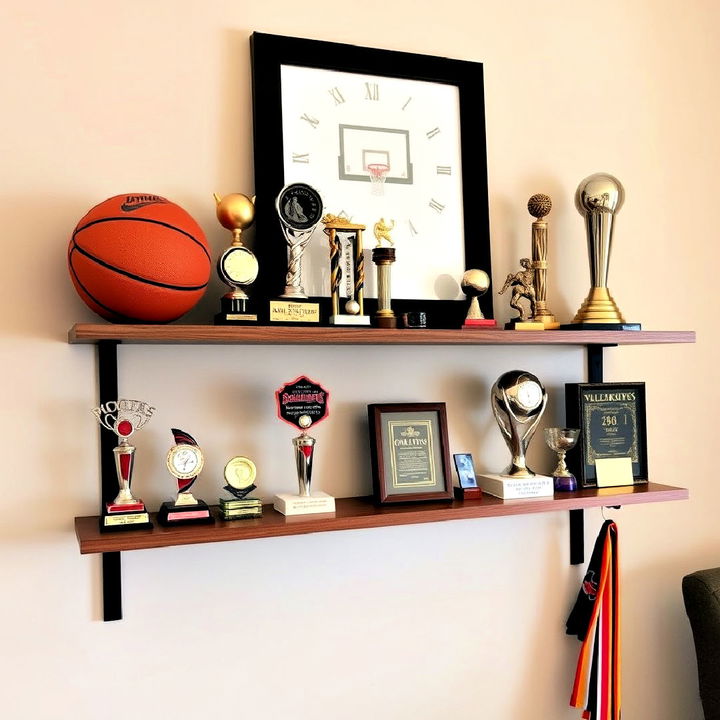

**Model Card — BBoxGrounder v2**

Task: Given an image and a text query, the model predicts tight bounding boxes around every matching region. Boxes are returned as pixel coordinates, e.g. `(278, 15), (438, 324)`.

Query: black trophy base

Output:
(157, 500), (215, 527)
(99, 511), (153, 533)
(214, 296), (257, 325)
(559, 322), (642, 331)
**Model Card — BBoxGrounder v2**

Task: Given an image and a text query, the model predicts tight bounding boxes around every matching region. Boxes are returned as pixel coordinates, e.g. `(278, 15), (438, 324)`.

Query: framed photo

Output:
(368, 403), (453, 504)
(251, 32), (492, 327)
(453, 453), (478, 489)
(565, 382), (648, 487)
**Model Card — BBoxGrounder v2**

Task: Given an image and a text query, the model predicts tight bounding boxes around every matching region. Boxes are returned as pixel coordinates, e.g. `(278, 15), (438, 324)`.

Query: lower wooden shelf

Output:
(75, 482), (688, 555)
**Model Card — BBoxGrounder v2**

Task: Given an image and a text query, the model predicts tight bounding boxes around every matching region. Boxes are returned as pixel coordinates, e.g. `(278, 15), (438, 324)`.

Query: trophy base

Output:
(215, 312), (258, 325)
(218, 497), (263, 521)
(559, 322), (641, 331)
(157, 499), (215, 526)
(462, 318), (497, 329)
(572, 287), (628, 324)
(273, 491), (336, 516)
(454, 486), (483, 500)
(330, 314), (371, 326)
(269, 299), (321, 324)
(475, 473), (553, 500)
(534, 316), (560, 329)
(373, 315), (397, 329)
(553, 474), (578, 492)
(100, 510), (152, 532)
(215, 296), (257, 324)
(504, 319), (545, 331)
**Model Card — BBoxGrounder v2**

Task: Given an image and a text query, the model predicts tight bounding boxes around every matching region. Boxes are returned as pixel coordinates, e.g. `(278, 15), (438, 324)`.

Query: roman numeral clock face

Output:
(280, 65), (466, 300)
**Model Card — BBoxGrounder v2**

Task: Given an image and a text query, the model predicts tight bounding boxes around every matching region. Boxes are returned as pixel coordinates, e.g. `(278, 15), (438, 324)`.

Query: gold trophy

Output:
(498, 259), (544, 330)
(214, 192), (258, 324)
(461, 269), (496, 328)
(528, 194), (559, 328)
(371, 218), (397, 329)
(569, 173), (640, 329)
(322, 214), (370, 326)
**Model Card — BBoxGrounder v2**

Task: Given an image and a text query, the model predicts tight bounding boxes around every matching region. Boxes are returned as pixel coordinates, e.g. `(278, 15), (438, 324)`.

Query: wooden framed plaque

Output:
(368, 403), (453, 504)
(565, 382), (648, 487)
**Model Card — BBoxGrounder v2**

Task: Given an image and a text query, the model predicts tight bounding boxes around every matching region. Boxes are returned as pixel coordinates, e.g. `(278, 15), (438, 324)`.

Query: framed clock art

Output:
(250, 32), (492, 327)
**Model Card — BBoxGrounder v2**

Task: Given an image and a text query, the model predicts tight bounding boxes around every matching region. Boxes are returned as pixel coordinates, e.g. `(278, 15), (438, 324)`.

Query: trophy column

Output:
(372, 247), (397, 328)
(528, 193), (559, 329)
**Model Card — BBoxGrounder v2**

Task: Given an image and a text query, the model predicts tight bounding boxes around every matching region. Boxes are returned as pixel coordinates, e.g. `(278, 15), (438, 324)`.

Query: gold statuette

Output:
(528, 194), (559, 328)
(498, 258), (544, 330)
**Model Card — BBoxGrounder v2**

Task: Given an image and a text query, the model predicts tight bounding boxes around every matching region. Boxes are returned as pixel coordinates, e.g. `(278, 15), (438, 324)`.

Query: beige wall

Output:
(2, 1), (718, 718)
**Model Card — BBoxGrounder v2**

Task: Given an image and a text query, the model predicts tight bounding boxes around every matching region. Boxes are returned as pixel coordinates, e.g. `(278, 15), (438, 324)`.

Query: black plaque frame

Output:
(250, 32), (492, 328)
(368, 402), (453, 504)
(565, 382), (648, 488)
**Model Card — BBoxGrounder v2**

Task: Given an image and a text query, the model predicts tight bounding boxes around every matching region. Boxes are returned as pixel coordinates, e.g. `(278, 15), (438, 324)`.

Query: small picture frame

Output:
(368, 403), (453, 504)
(453, 453), (478, 488)
(565, 382), (648, 488)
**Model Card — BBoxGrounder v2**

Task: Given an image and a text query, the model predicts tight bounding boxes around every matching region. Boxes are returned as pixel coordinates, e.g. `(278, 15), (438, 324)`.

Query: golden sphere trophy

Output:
(371, 218), (397, 329)
(461, 269), (496, 328)
(475, 371), (553, 499)
(219, 456), (262, 520)
(321, 214), (370, 326)
(566, 173), (640, 330)
(273, 376), (335, 516)
(214, 192), (259, 324)
(92, 399), (155, 531)
(528, 194), (560, 329)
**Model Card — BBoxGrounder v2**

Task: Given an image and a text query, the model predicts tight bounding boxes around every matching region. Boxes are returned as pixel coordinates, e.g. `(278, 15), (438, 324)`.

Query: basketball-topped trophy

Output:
(528, 194), (560, 329)
(566, 173), (640, 330)
(322, 214), (370, 326)
(273, 376), (335, 516)
(214, 192), (259, 324)
(92, 399), (155, 532)
(461, 269), (496, 328)
(270, 183), (324, 324)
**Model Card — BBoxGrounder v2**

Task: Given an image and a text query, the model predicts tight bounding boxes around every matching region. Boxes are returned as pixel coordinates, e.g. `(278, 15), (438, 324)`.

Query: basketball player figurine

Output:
(214, 192), (259, 324)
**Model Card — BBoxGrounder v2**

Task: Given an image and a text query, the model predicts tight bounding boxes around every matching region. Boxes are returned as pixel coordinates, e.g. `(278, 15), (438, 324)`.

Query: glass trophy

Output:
(158, 428), (214, 526)
(273, 376), (335, 515)
(544, 428), (581, 492)
(219, 456), (262, 520)
(92, 399), (155, 532)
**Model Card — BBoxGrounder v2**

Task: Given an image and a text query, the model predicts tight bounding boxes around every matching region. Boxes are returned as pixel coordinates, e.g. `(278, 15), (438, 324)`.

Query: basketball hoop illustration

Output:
(367, 163), (389, 196)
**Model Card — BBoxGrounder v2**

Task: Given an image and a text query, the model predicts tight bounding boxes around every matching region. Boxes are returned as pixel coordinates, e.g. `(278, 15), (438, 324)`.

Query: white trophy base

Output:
(273, 491), (336, 516)
(329, 315), (371, 326)
(475, 473), (553, 500)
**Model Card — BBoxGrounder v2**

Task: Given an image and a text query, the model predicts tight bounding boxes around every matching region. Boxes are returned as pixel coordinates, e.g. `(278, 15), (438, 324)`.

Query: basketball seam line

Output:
(73, 216), (211, 262)
(68, 247), (127, 321)
(70, 240), (208, 292)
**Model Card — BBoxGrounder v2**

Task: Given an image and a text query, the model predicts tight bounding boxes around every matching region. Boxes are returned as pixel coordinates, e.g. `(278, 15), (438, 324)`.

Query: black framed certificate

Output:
(565, 382), (648, 487)
(368, 403), (453, 504)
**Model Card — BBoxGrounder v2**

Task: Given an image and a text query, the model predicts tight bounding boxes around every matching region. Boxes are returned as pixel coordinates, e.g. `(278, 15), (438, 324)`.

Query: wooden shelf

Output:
(75, 482), (688, 555)
(68, 324), (696, 347)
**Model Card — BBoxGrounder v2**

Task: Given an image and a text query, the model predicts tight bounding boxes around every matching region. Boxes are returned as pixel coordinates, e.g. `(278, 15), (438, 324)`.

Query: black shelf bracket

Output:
(98, 340), (122, 621)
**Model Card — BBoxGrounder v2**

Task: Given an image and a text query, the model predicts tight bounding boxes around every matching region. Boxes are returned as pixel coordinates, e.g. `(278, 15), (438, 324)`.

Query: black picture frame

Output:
(565, 382), (648, 488)
(250, 32), (492, 328)
(368, 403), (453, 504)
(453, 453), (478, 489)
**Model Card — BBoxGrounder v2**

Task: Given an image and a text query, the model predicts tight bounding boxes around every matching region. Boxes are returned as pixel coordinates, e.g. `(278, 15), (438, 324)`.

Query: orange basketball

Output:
(68, 193), (211, 323)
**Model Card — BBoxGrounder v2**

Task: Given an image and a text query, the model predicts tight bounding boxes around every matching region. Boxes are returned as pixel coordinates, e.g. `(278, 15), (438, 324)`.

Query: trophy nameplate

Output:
(273, 376), (334, 515)
(92, 399), (155, 532)
(271, 183), (323, 324)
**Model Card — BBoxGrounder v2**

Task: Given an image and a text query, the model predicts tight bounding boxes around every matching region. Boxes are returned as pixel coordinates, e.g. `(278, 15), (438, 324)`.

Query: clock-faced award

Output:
(321, 214), (370, 325)
(476, 370), (553, 499)
(461, 269), (496, 328)
(214, 192), (259, 324)
(158, 428), (214, 526)
(565, 173), (640, 330)
(219, 456), (262, 520)
(92, 399), (155, 532)
(270, 183), (323, 324)
(273, 376), (335, 515)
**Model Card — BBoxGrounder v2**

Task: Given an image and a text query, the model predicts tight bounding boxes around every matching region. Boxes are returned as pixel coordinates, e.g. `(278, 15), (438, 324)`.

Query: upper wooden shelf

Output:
(68, 324), (696, 347)
(75, 482), (688, 555)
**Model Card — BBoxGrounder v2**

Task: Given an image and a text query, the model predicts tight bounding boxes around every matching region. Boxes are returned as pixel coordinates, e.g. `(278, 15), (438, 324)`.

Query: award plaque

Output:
(158, 428), (214, 526)
(270, 183), (323, 324)
(453, 453), (482, 500)
(273, 376), (334, 515)
(476, 371), (553, 499)
(565, 382), (648, 487)
(219, 456), (262, 520)
(368, 403), (453, 504)
(461, 269), (496, 329)
(214, 192), (259, 324)
(92, 399), (155, 532)
(321, 214), (370, 326)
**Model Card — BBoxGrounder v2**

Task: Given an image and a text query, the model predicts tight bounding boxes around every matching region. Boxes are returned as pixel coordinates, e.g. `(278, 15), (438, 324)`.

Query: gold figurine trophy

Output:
(461, 269), (496, 328)
(528, 194), (559, 329)
(214, 193), (259, 324)
(371, 218), (397, 328)
(498, 258), (543, 330)
(322, 214), (370, 325)
(566, 173), (640, 330)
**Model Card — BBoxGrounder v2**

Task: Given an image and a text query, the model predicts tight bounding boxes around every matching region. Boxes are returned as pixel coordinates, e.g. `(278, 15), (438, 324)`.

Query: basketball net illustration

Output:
(367, 163), (389, 196)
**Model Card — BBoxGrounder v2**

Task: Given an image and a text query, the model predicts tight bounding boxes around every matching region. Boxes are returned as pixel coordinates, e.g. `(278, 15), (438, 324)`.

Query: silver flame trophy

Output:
(92, 399), (155, 532)
(273, 375), (335, 515)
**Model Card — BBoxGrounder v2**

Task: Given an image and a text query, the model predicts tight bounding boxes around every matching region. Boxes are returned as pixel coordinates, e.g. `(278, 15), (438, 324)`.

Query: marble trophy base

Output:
(273, 491), (336, 516)
(330, 314), (371, 326)
(475, 473), (553, 500)
(100, 499), (152, 532)
(157, 499), (215, 526)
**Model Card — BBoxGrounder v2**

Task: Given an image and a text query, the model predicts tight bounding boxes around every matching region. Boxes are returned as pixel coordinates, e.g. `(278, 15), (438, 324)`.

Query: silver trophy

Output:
(293, 415), (316, 496)
(544, 427), (581, 492)
(490, 371), (547, 478)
